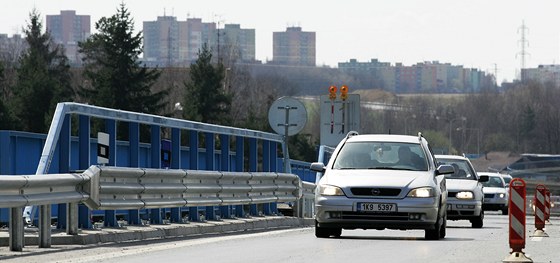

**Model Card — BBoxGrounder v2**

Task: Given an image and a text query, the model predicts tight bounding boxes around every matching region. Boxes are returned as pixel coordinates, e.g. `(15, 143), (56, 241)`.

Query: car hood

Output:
(446, 179), (479, 191)
(320, 169), (433, 189)
(483, 187), (507, 194)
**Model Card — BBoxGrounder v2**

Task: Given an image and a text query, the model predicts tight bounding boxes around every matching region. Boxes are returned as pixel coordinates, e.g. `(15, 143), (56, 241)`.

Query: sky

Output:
(1, 0), (559, 83)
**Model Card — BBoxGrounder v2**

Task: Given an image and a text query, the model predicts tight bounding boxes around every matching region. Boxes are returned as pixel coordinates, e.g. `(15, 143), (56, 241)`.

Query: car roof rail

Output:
(346, 131), (359, 139)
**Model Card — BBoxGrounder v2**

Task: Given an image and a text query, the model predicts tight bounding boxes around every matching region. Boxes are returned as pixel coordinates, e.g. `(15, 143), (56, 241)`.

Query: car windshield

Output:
(502, 176), (512, 185)
(437, 158), (476, 180)
(332, 141), (428, 171)
(482, 176), (505, 188)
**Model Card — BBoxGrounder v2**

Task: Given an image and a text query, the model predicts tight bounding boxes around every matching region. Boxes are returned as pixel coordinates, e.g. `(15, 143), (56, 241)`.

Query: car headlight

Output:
(407, 187), (434, 198)
(318, 185), (345, 196)
(456, 191), (474, 199)
(499, 193), (505, 198)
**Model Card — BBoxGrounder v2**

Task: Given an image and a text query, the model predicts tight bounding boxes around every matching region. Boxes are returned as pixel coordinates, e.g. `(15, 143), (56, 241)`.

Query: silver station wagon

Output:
(310, 132), (454, 240)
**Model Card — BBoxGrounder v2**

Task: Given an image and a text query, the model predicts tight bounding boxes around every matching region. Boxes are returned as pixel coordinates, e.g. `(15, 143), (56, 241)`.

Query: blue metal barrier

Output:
(2, 102), (287, 226)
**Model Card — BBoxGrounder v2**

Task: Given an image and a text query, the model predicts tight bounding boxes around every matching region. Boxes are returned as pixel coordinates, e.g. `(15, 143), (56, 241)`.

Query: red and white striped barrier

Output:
(531, 184), (548, 237)
(503, 178), (532, 262)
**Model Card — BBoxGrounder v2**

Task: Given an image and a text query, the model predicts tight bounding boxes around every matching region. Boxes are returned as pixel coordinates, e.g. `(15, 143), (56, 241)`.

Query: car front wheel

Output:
(315, 220), (342, 238)
(425, 209), (445, 240)
(471, 210), (484, 228)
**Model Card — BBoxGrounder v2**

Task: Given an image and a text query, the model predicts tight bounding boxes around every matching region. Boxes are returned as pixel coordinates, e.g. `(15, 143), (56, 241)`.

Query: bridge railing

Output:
(15, 102), (288, 250)
(1, 165), (303, 251)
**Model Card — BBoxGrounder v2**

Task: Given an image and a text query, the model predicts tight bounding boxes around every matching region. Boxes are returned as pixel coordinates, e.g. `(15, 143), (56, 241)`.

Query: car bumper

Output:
(482, 197), (508, 211)
(315, 196), (440, 230)
(447, 199), (482, 220)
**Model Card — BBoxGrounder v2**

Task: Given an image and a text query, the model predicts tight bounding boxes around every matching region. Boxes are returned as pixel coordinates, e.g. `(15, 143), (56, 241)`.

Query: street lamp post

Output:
(404, 114), (416, 135)
(458, 127), (480, 156)
(448, 116), (466, 154)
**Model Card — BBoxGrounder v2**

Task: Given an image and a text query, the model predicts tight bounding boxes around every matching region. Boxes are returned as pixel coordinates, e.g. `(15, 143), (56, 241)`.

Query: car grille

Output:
(341, 212), (410, 220)
(350, 188), (401, 196)
(484, 194), (495, 199)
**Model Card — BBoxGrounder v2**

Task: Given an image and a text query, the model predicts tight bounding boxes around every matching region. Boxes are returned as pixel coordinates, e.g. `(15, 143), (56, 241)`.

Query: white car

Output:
(479, 172), (509, 215)
(435, 155), (489, 228)
(311, 132), (454, 240)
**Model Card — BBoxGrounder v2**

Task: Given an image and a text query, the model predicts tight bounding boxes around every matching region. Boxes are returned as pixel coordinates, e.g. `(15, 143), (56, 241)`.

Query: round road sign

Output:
(268, 97), (307, 136)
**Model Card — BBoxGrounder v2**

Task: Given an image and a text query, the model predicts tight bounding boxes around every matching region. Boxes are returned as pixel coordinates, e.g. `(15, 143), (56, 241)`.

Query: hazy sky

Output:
(1, 0), (559, 82)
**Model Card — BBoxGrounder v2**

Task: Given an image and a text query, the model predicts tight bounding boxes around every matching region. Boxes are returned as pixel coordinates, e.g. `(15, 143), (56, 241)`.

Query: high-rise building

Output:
(218, 24), (255, 63)
(272, 27), (315, 66)
(46, 10), (90, 65)
(0, 34), (26, 65)
(143, 16), (255, 66)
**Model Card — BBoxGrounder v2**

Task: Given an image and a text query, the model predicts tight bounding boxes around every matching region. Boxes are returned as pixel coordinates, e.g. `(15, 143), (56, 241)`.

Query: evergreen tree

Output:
(11, 9), (74, 133)
(78, 3), (167, 114)
(0, 60), (12, 129)
(183, 44), (232, 125)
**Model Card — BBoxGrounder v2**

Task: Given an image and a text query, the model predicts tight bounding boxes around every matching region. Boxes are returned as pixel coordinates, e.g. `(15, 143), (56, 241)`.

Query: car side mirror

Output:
(478, 175), (489, 182)
(436, 164), (454, 175)
(310, 162), (326, 173)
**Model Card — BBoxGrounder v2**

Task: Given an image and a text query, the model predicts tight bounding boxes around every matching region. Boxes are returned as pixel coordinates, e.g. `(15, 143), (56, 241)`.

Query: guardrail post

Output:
(57, 115), (71, 230)
(104, 119), (118, 227)
(127, 122), (141, 225)
(219, 134), (232, 219)
(188, 130), (200, 222)
(9, 207), (24, 251)
(262, 140), (272, 215)
(67, 202), (79, 235)
(234, 136), (245, 218)
(249, 138), (258, 216)
(150, 124), (163, 224)
(205, 132), (216, 221)
(39, 205), (51, 248)
(170, 128), (182, 223)
(78, 115), (92, 229)
(270, 141), (279, 214)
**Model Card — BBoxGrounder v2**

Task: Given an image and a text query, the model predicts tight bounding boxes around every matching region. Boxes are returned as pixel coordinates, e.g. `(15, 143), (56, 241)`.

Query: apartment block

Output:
(272, 27), (315, 66)
(46, 10), (90, 65)
(143, 16), (255, 66)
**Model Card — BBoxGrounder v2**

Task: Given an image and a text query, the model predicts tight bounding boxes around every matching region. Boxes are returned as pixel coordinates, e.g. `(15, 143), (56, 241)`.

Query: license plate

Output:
(357, 203), (397, 212)
(447, 204), (453, 211)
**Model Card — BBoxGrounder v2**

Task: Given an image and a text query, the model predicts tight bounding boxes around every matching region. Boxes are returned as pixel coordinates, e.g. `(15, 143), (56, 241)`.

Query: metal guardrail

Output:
(2, 166), (304, 251)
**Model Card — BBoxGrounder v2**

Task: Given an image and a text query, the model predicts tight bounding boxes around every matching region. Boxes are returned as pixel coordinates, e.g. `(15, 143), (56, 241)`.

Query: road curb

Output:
(0, 217), (314, 247)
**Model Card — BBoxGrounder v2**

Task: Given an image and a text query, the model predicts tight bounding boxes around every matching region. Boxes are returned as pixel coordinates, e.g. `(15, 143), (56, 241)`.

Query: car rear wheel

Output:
(471, 210), (484, 228)
(315, 220), (342, 238)
(501, 206), (508, 215)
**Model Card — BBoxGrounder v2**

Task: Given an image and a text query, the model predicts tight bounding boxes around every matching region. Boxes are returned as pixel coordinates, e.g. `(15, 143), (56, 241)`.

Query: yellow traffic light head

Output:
(329, 85), (337, 100)
(341, 85), (348, 94)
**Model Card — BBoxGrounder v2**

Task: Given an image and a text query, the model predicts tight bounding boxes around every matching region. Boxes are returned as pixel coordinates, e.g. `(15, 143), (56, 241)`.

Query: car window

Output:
(482, 176), (505, 188)
(332, 141), (428, 171)
(437, 158), (476, 180)
(502, 176), (512, 185)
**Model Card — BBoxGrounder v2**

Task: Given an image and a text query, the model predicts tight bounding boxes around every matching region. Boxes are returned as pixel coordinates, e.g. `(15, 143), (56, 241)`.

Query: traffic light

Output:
(329, 85), (337, 100)
(340, 85), (349, 100)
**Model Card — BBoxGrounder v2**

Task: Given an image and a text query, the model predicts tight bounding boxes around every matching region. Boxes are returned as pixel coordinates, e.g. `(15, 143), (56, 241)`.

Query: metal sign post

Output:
(268, 97), (307, 173)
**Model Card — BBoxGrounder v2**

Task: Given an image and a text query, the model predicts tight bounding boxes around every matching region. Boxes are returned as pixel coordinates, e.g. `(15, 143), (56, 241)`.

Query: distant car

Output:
(435, 155), (488, 228)
(311, 132), (454, 240)
(500, 173), (513, 188)
(479, 172), (509, 215)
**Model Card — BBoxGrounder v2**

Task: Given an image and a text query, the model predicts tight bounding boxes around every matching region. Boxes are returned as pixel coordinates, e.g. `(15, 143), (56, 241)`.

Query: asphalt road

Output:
(2, 212), (560, 263)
